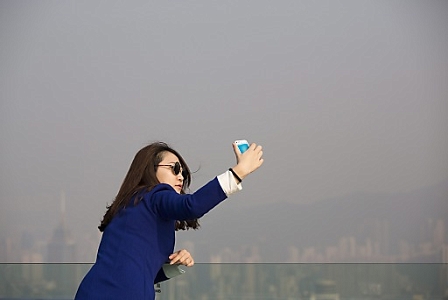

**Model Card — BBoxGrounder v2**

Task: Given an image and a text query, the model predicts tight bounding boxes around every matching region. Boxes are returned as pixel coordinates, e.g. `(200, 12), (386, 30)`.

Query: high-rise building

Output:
(0, 236), (8, 261)
(433, 219), (445, 249)
(47, 191), (76, 262)
(45, 192), (78, 294)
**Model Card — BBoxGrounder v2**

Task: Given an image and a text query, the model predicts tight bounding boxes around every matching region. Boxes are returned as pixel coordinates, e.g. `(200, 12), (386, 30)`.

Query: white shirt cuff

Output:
(217, 170), (243, 196)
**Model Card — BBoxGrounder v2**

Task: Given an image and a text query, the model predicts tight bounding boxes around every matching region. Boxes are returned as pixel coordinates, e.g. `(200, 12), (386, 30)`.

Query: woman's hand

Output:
(232, 142), (264, 181)
(169, 249), (194, 267)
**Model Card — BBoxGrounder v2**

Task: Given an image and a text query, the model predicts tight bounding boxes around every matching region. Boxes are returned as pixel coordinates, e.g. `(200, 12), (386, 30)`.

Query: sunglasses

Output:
(156, 162), (188, 178)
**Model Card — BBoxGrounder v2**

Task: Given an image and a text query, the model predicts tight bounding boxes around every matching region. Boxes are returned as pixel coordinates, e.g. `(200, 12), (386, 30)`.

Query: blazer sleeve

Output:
(146, 177), (228, 220)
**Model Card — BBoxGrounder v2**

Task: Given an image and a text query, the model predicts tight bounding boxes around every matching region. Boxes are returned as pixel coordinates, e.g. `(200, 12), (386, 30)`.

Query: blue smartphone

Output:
(235, 140), (250, 153)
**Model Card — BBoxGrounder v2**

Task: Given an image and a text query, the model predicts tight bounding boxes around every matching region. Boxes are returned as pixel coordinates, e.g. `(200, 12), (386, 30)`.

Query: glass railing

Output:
(0, 263), (447, 299)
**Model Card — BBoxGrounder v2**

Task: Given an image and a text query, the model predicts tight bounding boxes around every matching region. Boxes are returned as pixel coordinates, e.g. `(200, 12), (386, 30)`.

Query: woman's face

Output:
(156, 151), (184, 194)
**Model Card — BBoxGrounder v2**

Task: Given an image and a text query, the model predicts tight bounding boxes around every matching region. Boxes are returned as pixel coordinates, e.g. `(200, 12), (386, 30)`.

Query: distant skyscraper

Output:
(287, 246), (300, 262)
(370, 219), (390, 256)
(0, 236), (8, 261)
(433, 219), (445, 249)
(45, 191), (78, 294)
(47, 191), (76, 262)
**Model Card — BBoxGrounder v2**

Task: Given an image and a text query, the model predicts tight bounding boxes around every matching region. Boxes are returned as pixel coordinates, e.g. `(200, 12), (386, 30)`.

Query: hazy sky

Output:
(1, 1), (447, 260)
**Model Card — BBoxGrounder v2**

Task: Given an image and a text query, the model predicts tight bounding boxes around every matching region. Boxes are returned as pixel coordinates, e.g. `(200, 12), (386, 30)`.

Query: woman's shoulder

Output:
(140, 184), (180, 214)
(151, 183), (176, 193)
(142, 183), (177, 201)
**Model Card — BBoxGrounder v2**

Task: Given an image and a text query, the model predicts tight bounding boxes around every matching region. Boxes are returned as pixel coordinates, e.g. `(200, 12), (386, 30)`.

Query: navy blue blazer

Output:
(75, 178), (227, 300)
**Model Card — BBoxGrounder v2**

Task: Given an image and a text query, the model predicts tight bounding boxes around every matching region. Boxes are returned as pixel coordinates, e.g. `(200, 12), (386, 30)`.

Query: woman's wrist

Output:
(231, 165), (247, 181)
(229, 168), (242, 183)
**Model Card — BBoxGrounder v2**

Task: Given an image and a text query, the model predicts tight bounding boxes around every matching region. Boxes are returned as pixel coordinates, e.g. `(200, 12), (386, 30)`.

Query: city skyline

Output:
(2, 179), (447, 264)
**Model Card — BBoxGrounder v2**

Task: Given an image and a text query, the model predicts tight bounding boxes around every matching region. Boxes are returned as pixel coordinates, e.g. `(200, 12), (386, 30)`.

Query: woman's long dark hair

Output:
(98, 142), (200, 232)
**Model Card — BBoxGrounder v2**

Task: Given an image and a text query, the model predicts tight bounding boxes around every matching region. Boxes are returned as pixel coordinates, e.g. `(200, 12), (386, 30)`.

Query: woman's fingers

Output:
(169, 249), (194, 267)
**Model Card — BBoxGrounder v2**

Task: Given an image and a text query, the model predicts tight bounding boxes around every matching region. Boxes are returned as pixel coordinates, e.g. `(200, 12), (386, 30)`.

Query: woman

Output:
(75, 141), (264, 299)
